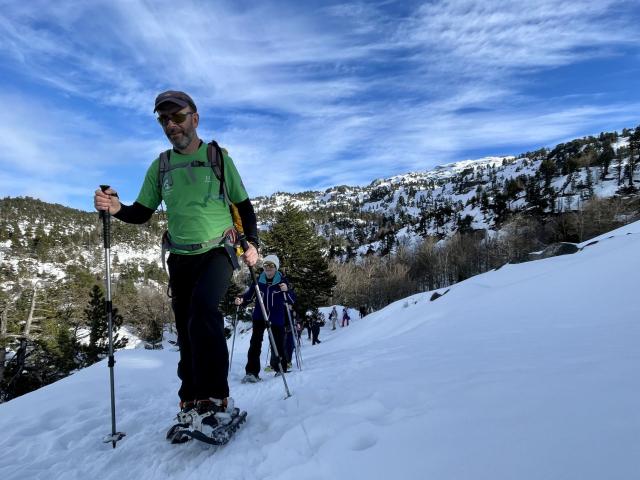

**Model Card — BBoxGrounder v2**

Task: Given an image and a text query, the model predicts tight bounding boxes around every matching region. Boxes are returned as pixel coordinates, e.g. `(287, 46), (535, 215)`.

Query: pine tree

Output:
(627, 126), (640, 189)
(585, 167), (595, 199)
(615, 148), (625, 185)
(261, 204), (337, 317)
(83, 285), (127, 365)
(598, 145), (615, 179)
(539, 158), (557, 186)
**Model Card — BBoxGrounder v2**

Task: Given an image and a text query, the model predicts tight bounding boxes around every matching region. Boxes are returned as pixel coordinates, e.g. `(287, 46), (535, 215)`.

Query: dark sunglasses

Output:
(263, 262), (276, 268)
(157, 111), (193, 126)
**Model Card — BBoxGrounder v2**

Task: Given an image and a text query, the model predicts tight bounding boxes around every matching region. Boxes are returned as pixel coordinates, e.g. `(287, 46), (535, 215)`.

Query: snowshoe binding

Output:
(167, 397), (247, 446)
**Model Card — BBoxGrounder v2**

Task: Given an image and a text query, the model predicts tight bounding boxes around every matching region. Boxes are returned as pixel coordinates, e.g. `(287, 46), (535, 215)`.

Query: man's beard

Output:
(166, 126), (195, 150)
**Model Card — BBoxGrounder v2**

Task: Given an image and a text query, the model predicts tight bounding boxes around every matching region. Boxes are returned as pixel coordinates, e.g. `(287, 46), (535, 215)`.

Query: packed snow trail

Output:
(1, 223), (639, 479)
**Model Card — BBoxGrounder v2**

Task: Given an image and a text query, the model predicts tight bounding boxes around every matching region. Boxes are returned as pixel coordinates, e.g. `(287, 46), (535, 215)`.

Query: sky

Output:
(1, 220), (638, 479)
(1, 0), (639, 211)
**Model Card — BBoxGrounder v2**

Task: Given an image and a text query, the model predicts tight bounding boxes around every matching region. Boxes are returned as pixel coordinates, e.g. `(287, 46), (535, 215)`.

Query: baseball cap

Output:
(154, 90), (197, 113)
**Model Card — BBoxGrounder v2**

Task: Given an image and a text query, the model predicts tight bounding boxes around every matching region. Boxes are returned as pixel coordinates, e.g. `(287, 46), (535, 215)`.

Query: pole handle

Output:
(239, 235), (250, 255)
(99, 185), (111, 249)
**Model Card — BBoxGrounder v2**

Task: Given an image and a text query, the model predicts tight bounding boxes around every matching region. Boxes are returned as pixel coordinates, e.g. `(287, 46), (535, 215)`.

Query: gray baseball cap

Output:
(153, 90), (197, 112)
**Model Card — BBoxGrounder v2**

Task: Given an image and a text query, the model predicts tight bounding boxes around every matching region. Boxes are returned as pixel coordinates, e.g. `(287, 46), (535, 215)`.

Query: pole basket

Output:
(103, 432), (126, 448)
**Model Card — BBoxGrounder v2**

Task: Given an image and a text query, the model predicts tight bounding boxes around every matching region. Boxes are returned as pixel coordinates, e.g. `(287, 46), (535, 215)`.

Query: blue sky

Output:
(1, 0), (639, 211)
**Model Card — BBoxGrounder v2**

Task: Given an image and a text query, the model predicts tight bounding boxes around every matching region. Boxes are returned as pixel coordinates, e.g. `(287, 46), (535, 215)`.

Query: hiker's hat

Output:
(154, 90), (197, 113)
(262, 254), (280, 270)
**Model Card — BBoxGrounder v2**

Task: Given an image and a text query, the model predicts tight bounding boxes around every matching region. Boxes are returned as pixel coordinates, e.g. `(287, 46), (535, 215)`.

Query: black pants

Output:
(168, 248), (232, 401)
(246, 322), (287, 375)
(311, 324), (321, 344)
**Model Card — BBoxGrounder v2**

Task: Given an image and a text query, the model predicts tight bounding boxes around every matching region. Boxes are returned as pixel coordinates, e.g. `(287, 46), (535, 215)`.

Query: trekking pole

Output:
(240, 237), (292, 398)
(285, 294), (303, 367)
(99, 185), (126, 448)
(283, 302), (299, 370)
(228, 306), (240, 373)
(284, 299), (302, 370)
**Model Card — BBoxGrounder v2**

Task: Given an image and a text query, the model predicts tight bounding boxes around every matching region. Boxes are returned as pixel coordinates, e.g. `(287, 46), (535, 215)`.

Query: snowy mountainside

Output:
(0, 197), (165, 287)
(253, 129), (636, 252)
(0, 219), (638, 480)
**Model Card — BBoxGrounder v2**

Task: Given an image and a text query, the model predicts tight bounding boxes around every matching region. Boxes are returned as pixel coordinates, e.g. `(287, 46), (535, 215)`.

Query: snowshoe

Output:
(182, 411), (247, 445)
(167, 397), (247, 446)
(166, 423), (191, 444)
(241, 373), (261, 383)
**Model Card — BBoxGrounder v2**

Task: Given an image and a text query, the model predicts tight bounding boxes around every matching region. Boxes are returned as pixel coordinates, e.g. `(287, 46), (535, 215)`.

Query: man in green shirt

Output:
(94, 90), (259, 438)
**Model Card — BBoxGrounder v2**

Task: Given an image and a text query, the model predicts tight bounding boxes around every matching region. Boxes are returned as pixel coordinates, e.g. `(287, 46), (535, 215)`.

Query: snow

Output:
(612, 137), (629, 152)
(593, 177), (624, 199)
(76, 325), (143, 349)
(36, 262), (67, 280)
(1, 221), (640, 479)
(111, 243), (161, 267)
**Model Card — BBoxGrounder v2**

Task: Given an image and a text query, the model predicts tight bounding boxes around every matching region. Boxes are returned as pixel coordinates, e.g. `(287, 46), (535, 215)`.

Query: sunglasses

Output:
(263, 262), (276, 268)
(157, 111), (193, 126)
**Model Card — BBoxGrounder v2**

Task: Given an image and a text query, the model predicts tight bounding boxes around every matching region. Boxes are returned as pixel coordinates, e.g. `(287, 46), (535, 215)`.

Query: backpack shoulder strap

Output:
(207, 141), (223, 181)
(207, 140), (245, 235)
(207, 140), (231, 205)
(157, 149), (172, 190)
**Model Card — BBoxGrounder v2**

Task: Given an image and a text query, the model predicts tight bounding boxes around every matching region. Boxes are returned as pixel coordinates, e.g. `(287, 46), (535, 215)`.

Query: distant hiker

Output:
(235, 255), (296, 382)
(288, 309), (302, 341)
(305, 316), (312, 340)
(329, 306), (338, 330)
(341, 307), (350, 327)
(310, 310), (323, 345)
(94, 90), (259, 432)
(296, 319), (303, 341)
(359, 305), (367, 318)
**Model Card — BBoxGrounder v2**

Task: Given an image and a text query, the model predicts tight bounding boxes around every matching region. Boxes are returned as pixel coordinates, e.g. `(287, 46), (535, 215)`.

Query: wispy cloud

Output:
(401, 0), (639, 72)
(0, 0), (638, 208)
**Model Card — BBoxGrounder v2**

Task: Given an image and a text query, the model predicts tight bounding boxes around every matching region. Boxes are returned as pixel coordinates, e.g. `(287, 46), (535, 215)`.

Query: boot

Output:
(192, 397), (238, 434)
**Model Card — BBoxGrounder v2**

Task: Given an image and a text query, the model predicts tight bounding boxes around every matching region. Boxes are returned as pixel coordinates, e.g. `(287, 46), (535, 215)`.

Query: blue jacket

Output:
(241, 271), (296, 326)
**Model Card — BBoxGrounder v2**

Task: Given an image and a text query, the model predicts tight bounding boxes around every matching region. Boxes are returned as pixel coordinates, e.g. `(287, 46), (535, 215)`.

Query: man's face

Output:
(157, 106), (199, 150)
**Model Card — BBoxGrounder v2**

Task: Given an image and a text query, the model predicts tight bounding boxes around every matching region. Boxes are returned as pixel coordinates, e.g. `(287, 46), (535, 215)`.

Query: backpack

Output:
(157, 139), (243, 234)
(157, 140), (244, 272)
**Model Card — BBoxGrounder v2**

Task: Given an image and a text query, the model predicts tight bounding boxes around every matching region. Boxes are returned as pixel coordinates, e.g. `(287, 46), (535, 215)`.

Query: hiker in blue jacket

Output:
(235, 255), (296, 382)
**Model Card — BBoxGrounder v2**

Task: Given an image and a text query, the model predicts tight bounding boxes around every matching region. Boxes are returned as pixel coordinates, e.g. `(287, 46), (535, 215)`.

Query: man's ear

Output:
(192, 112), (200, 128)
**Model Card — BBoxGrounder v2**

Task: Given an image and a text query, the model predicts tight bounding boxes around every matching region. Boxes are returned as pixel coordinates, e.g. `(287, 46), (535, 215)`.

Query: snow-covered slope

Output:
(253, 131), (635, 250)
(1, 221), (639, 480)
